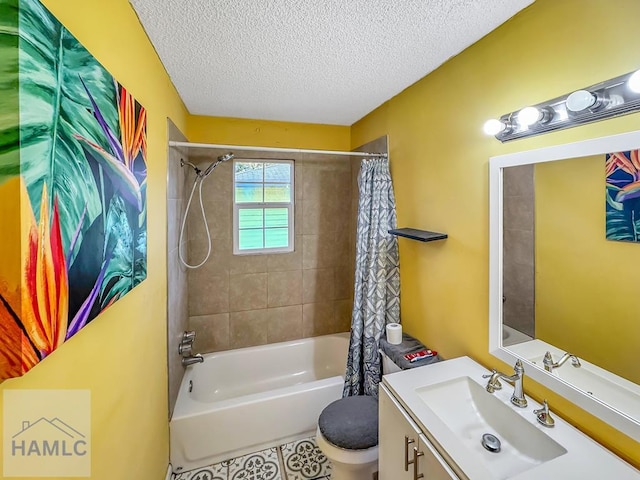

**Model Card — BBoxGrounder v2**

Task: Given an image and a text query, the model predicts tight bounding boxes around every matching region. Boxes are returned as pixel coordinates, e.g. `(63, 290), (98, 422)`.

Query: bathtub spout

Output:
(182, 354), (204, 367)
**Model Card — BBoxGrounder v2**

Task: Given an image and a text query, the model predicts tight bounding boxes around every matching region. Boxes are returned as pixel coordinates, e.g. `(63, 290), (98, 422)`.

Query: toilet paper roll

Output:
(386, 323), (402, 345)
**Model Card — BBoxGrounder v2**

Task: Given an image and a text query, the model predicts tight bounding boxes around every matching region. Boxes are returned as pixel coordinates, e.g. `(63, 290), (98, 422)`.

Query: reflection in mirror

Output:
(505, 155), (640, 383)
(502, 154), (640, 423)
(503, 164), (535, 342)
(489, 130), (640, 442)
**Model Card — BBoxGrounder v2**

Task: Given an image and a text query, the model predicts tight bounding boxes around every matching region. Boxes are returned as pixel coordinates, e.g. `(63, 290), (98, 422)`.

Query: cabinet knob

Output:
(413, 446), (424, 480)
(404, 436), (416, 471)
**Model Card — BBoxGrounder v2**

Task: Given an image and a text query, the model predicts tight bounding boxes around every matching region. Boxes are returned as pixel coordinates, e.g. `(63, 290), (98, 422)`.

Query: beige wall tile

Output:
(295, 163), (304, 201)
(230, 254), (268, 275)
(334, 266), (353, 300)
(267, 240), (302, 272)
(351, 158), (361, 200)
(302, 302), (335, 337)
(333, 232), (350, 268)
(206, 206), (233, 244)
(301, 165), (323, 203)
(302, 197), (322, 235)
(230, 309), (269, 349)
(334, 299), (353, 333)
(303, 269), (335, 303)
(186, 227), (232, 275)
(189, 313), (230, 353)
(167, 198), (182, 254)
(303, 197), (343, 236)
(302, 234), (319, 269)
(302, 233), (336, 269)
(188, 271), (229, 316)
(229, 273), (268, 311)
(267, 306), (303, 343)
(295, 201), (303, 235)
(268, 270), (302, 307)
(503, 164), (534, 198)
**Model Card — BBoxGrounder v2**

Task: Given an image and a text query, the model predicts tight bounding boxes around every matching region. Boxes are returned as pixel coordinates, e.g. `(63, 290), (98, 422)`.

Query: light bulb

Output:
(628, 70), (640, 93)
(517, 107), (541, 127)
(566, 90), (597, 112)
(483, 119), (507, 136)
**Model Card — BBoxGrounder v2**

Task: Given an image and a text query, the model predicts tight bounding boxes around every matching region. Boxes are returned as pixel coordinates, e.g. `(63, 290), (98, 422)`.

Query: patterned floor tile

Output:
(228, 447), (282, 480)
(281, 437), (332, 480)
(173, 461), (226, 480)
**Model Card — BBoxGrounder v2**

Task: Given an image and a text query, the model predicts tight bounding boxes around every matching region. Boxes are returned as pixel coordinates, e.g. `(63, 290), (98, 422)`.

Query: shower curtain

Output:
(343, 157), (400, 398)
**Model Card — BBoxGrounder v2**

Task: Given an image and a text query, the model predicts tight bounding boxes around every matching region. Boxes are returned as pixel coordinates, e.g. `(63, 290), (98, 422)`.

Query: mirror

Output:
(489, 130), (640, 442)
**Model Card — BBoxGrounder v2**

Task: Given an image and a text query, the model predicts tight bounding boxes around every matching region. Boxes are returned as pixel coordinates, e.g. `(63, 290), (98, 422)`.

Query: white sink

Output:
(382, 356), (640, 479)
(415, 377), (566, 479)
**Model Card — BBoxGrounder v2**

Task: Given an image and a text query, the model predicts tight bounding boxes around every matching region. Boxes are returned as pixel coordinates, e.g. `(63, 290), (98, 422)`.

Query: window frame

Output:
(232, 159), (295, 255)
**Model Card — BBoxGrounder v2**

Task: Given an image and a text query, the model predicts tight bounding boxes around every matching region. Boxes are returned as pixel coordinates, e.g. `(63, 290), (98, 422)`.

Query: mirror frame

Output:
(489, 129), (640, 442)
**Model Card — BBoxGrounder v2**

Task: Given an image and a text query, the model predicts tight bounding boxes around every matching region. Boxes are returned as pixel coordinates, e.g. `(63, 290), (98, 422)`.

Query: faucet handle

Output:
(483, 370), (502, 391)
(182, 331), (196, 343)
(178, 341), (193, 357)
(533, 400), (555, 428)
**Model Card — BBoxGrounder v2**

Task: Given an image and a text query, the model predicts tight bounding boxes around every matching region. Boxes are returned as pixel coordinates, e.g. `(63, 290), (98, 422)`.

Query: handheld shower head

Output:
(201, 152), (235, 178)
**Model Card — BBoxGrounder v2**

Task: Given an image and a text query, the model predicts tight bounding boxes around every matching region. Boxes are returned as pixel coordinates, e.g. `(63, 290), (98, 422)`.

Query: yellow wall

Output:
(352, 0), (640, 467)
(188, 115), (350, 150)
(0, 1), (188, 479)
(4, 0), (640, 475)
(535, 155), (640, 385)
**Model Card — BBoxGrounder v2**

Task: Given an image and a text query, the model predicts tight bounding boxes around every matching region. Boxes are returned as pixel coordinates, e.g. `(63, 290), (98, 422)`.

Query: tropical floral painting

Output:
(0, 0), (147, 380)
(606, 149), (640, 242)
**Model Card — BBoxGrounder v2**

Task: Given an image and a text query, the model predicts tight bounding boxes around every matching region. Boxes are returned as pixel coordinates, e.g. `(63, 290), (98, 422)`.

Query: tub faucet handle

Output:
(178, 341), (193, 356)
(182, 331), (196, 343)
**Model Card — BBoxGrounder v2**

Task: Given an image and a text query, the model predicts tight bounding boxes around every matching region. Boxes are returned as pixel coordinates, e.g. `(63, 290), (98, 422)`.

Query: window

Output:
(233, 160), (294, 254)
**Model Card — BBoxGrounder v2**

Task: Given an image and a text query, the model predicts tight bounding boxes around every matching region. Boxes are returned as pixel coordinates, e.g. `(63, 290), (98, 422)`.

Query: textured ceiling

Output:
(130, 0), (534, 125)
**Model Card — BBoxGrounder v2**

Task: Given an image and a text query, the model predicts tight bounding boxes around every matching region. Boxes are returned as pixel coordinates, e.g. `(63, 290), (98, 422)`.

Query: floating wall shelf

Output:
(388, 228), (448, 242)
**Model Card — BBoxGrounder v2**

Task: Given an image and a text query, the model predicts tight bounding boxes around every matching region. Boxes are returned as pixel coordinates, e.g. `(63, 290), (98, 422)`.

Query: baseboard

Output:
(165, 463), (172, 480)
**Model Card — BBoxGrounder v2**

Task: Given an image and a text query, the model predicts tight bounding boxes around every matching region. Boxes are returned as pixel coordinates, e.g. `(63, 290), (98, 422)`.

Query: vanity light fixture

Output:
(485, 68), (640, 142)
(516, 106), (541, 127)
(629, 69), (640, 93)
(483, 119), (509, 136)
(565, 90), (597, 112)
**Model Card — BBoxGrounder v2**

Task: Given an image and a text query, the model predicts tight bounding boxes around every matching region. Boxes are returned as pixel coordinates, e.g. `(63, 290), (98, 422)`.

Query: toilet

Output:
(316, 336), (440, 480)
(316, 395), (378, 480)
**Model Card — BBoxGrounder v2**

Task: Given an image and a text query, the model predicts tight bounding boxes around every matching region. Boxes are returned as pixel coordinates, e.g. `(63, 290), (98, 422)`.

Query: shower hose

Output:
(178, 175), (211, 269)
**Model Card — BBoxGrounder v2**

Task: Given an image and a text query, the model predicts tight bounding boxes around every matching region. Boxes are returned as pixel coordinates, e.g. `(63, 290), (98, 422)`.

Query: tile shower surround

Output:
(167, 121), (190, 417)
(182, 154), (359, 353)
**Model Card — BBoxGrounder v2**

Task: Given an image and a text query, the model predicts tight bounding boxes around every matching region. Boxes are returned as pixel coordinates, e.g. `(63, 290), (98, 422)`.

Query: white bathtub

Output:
(170, 333), (350, 473)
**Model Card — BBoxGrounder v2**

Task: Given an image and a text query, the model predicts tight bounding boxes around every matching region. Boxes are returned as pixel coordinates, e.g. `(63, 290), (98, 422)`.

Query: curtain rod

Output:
(168, 141), (387, 158)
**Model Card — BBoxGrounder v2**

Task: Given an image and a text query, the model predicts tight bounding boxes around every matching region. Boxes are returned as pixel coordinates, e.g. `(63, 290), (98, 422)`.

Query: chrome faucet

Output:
(179, 331), (204, 367)
(543, 351), (581, 372)
(182, 354), (203, 366)
(483, 359), (528, 408)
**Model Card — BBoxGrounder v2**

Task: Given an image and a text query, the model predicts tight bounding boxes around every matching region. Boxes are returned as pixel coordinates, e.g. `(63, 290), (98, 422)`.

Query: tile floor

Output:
(173, 436), (332, 480)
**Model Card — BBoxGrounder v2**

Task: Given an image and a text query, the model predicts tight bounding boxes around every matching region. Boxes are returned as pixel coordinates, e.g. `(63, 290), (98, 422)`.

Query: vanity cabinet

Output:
(379, 384), (459, 480)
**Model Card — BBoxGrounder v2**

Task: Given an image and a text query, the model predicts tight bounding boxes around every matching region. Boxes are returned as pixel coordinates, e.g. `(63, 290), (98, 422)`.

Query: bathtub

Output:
(170, 332), (350, 473)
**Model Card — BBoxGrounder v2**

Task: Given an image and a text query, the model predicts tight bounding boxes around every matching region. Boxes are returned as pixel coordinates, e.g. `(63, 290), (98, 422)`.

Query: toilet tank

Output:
(380, 351), (403, 374)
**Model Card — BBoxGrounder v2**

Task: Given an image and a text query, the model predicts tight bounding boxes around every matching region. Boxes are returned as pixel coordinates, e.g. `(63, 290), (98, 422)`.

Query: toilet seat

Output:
(316, 396), (379, 480)
(316, 426), (379, 464)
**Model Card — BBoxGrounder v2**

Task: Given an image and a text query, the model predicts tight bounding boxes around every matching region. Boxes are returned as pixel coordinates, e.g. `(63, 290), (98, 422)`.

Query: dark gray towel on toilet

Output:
(379, 332), (441, 370)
